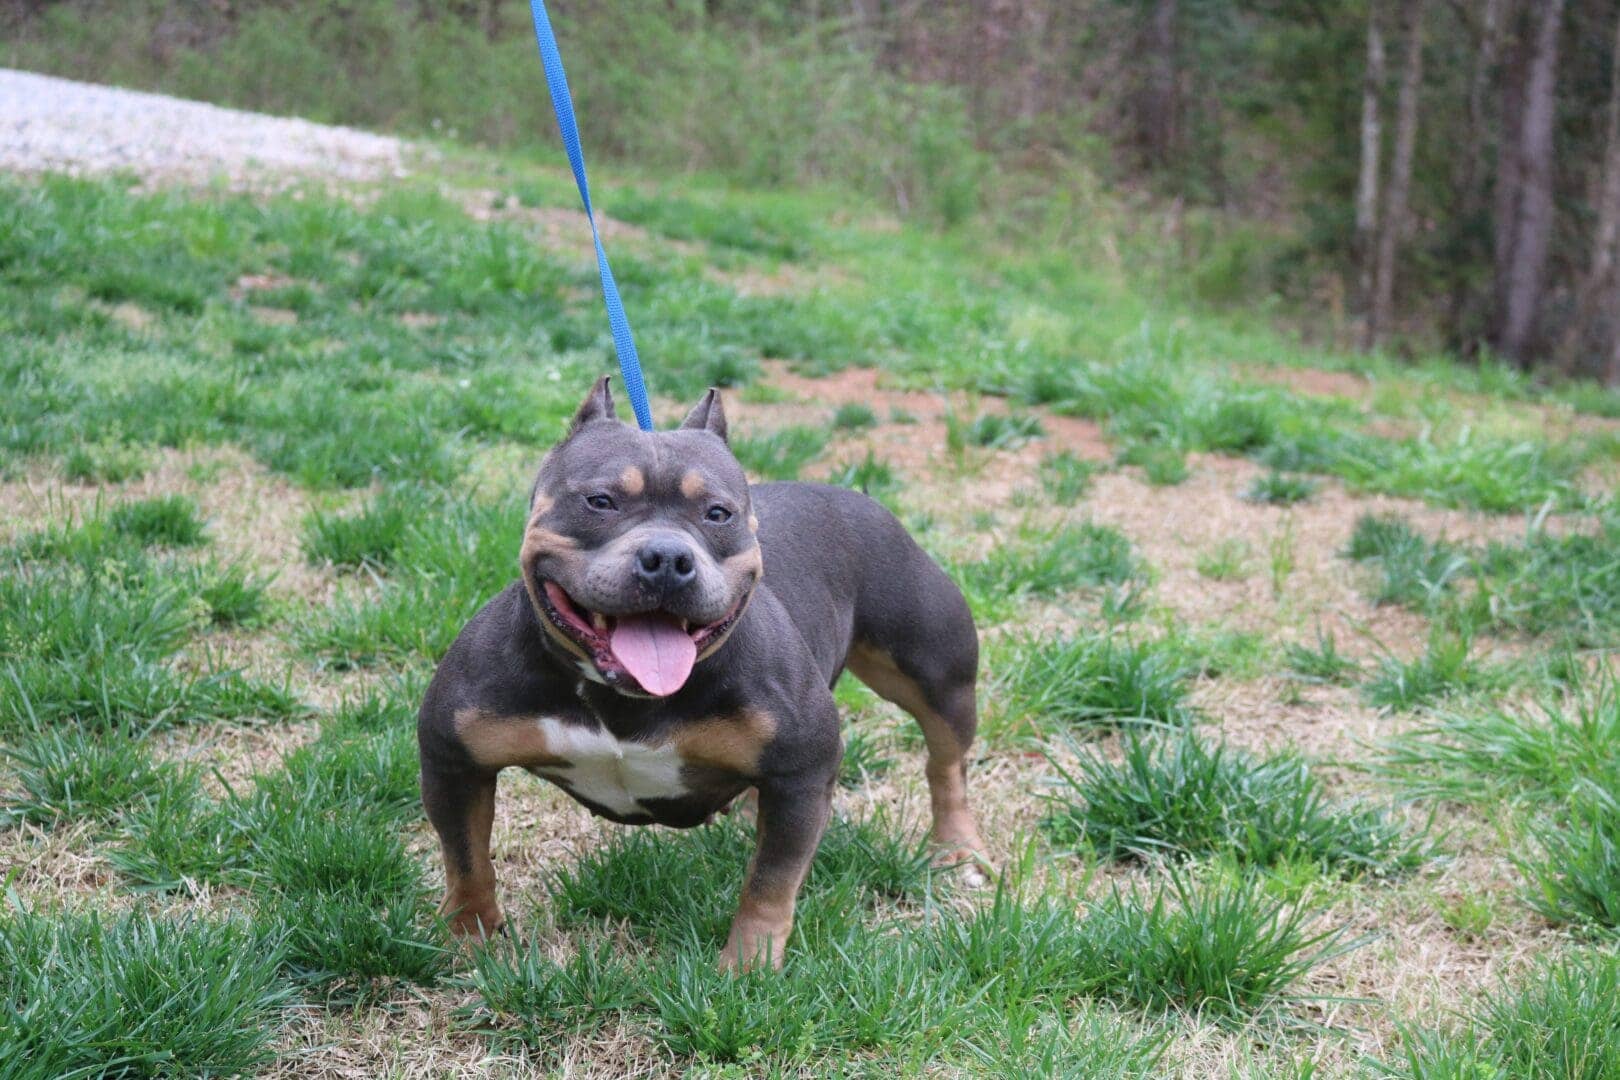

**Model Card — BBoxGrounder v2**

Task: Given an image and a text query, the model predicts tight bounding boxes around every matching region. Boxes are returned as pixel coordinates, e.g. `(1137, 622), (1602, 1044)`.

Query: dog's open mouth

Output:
(537, 580), (744, 696)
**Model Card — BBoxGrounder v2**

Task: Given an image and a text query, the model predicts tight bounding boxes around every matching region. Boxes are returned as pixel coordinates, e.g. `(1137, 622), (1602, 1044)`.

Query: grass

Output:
(961, 522), (1143, 603)
(1283, 629), (1362, 686)
(1362, 630), (1504, 712)
(301, 484), (427, 569)
(1520, 773), (1620, 934)
(1, 102), (1618, 1075)
(1037, 449), (1100, 505)
(1388, 950), (1620, 1078)
(106, 494), (208, 547)
(0, 908), (289, 1079)
(831, 402), (878, 430)
(1041, 730), (1422, 877)
(1377, 677), (1620, 805)
(1, 727), (191, 827)
(1244, 470), (1319, 506)
(1346, 511), (1620, 648)
(1196, 538), (1251, 581)
(731, 425), (828, 481)
(989, 632), (1194, 736)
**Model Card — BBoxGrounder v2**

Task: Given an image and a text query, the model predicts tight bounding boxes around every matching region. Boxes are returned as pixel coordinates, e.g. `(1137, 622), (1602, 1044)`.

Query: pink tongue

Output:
(609, 614), (697, 696)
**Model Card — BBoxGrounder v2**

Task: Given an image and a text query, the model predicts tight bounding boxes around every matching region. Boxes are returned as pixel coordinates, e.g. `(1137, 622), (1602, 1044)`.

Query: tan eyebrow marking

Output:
(680, 471), (706, 499)
(619, 465), (646, 496)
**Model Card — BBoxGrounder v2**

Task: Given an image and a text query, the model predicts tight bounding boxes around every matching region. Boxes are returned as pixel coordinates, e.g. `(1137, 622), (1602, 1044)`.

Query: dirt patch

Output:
(1242, 364), (1371, 400)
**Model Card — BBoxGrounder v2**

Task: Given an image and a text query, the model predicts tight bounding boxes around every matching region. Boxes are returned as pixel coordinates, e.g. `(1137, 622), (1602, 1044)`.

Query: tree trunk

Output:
(1443, 0), (1506, 351)
(1493, 0), (1567, 368)
(1355, 1), (1386, 319)
(1564, 7), (1620, 376)
(1366, 0), (1425, 349)
(1140, 0), (1179, 169)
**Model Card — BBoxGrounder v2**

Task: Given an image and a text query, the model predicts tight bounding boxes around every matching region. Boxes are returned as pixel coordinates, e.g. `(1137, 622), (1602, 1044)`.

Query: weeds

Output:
(1196, 539), (1251, 582)
(1388, 951), (1620, 1078)
(1362, 630), (1504, 712)
(1037, 450), (1100, 505)
(991, 632), (1193, 734)
(1245, 471), (1319, 505)
(1042, 731), (1422, 877)
(731, 425), (828, 481)
(1378, 677), (1620, 804)
(0, 909), (288, 1078)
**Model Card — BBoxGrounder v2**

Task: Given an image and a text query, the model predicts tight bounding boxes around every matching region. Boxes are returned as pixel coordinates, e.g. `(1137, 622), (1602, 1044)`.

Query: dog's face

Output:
(520, 378), (762, 697)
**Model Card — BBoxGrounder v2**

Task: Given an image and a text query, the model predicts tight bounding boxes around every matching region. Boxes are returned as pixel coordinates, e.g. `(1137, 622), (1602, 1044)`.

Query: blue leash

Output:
(526, 0), (654, 431)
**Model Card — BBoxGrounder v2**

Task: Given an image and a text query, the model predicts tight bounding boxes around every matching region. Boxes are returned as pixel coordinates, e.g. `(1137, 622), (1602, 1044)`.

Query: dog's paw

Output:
(934, 846), (994, 889)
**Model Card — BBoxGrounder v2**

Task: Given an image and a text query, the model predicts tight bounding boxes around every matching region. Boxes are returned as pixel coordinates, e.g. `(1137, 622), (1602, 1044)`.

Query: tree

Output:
(1355, 0), (1386, 319)
(1366, 0), (1425, 348)
(1564, 6), (1620, 381)
(1492, 0), (1568, 367)
(1138, 0), (1180, 170)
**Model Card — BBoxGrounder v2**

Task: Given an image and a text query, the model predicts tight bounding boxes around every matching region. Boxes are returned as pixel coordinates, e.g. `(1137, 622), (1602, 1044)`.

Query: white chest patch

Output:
(531, 717), (688, 816)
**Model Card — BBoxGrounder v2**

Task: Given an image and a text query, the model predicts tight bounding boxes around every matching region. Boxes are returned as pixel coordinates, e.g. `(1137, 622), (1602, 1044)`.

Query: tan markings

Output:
(695, 570), (761, 662)
(846, 644), (987, 861)
(520, 526), (578, 566)
(529, 493), (554, 518)
(440, 782), (501, 939)
(722, 544), (764, 584)
(680, 470), (706, 499)
(675, 708), (777, 775)
(748, 513), (759, 533)
(618, 464), (645, 496)
(519, 573), (594, 665)
(719, 889), (795, 972)
(453, 707), (568, 770)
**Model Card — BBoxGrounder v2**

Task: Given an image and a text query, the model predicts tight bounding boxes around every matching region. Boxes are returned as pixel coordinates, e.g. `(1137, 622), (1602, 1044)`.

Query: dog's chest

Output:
(528, 717), (689, 817)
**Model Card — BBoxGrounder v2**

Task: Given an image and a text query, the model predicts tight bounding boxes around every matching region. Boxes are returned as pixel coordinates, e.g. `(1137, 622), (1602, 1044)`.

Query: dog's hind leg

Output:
(846, 642), (988, 885)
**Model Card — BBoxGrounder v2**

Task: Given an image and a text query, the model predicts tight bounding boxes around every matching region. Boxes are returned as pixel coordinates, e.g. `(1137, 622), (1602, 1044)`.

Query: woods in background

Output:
(6, 0), (1618, 382)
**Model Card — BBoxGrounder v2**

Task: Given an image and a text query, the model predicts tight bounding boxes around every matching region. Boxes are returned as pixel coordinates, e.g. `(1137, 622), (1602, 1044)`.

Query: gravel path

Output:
(0, 67), (415, 187)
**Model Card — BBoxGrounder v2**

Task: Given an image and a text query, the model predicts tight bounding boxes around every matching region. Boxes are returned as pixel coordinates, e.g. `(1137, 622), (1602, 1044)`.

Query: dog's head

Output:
(521, 378), (762, 697)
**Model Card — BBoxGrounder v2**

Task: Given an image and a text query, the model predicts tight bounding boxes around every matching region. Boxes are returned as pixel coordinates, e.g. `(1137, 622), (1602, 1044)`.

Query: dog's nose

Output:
(634, 537), (697, 594)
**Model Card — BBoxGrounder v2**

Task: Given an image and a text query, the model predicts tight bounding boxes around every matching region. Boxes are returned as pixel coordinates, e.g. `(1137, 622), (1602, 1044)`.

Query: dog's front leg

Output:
(421, 758), (503, 940)
(719, 771), (834, 972)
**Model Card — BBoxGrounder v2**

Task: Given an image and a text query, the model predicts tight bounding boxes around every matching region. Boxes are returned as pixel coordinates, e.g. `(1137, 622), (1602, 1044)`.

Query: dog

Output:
(418, 377), (987, 969)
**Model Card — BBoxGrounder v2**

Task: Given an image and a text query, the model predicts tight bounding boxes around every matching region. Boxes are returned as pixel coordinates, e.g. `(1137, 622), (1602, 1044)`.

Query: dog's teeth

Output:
(591, 612), (608, 631)
(680, 619), (689, 632)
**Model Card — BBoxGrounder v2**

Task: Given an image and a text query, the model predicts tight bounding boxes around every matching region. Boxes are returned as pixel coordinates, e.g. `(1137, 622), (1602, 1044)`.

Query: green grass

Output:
(1520, 772), (1620, 933)
(1377, 678), (1620, 805)
(1283, 629), (1361, 685)
(1196, 539), (1251, 582)
(1117, 441), (1190, 486)
(302, 485), (428, 569)
(1346, 511), (1620, 648)
(1362, 630), (1504, 712)
(989, 632), (1194, 736)
(1, 727), (192, 827)
(301, 491), (526, 667)
(1041, 731), (1422, 877)
(1037, 449), (1100, 505)
(831, 402), (878, 430)
(962, 522), (1143, 603)
(0, 908), (289, 1079)
(731, 425), (828, 481)
(1244, 470), (1319, 506)
(106, 494), (208, 547)
(1388, 950), (1620, 1079)
(825, 450), (899, 501)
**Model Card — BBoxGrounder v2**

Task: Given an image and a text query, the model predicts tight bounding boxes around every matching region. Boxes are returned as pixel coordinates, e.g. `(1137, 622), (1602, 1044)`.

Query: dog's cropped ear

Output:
(570, 376), (618, 433)
(679, 388), (728, 444)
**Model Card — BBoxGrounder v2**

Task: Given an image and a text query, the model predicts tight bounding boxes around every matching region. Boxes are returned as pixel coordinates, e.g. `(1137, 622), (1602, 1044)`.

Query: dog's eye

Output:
(585, 493), (616, 512)
(705, 505), (733, 524)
